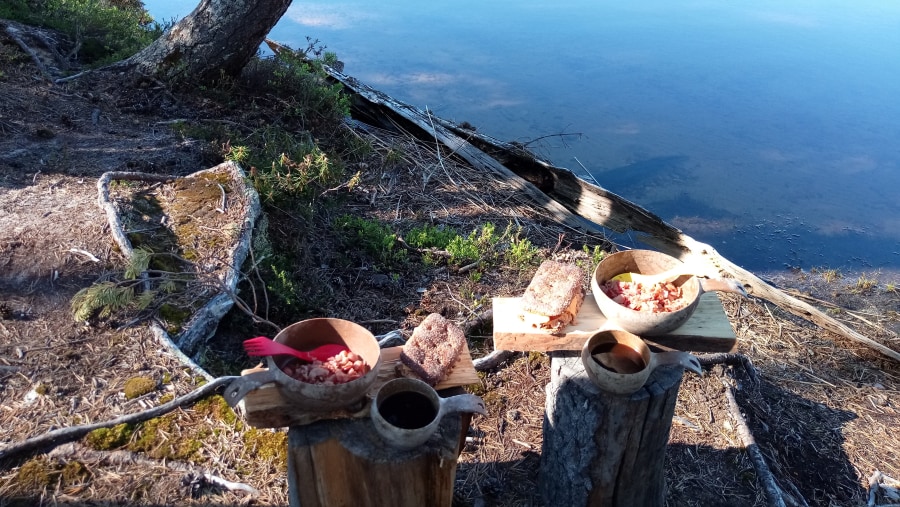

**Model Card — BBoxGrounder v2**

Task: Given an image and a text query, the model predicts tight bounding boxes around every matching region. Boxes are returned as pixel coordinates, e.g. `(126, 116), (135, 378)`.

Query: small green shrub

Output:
(407, 224), (458, 250)
(1, 0), (165, 66)
(851, 273), (878, 293)
(447, 223), (500, 266)
(335, 215), (407, 268)
(265, 48), (351, 130)
(506, 235), (539, 269)
(447, 234), (480, 266)
(265, 254), (305, 310)
(819, 268), (841, 283)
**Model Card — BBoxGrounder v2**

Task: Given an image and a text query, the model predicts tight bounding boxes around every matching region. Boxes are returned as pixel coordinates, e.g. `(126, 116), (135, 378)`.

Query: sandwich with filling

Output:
(519, 260), (585, 333)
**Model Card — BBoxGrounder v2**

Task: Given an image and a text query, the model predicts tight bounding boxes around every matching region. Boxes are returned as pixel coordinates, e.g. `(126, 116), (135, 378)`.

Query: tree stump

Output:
(287, 406), (469, 507)
(539, 351), (684, 507)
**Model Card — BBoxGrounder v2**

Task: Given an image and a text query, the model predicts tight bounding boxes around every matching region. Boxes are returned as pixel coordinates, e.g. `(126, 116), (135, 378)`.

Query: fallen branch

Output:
(723, 379), (786, 507)
(696, 352), (759, 385)
(2, 20), (52, 80)
(0, 376), (238, 465)
(474, 350), (516, 371)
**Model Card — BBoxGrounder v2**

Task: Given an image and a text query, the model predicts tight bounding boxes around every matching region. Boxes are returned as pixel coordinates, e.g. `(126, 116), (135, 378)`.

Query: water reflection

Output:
(144, 0), (900, 273)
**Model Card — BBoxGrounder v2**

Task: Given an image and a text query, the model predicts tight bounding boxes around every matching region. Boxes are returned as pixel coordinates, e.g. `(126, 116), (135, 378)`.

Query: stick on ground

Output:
(0, 376), (238, 466)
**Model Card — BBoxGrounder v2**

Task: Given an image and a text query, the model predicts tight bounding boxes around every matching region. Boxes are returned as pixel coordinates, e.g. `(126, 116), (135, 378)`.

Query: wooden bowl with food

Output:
(591, 249), (746, 336)
(224, 318), (382, 412)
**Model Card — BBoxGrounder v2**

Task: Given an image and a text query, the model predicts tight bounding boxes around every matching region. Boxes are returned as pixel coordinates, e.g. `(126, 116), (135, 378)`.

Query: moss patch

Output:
(85, 423), (134, 450)
(123, 376), (157, 400)
(242, 428), (288, 470)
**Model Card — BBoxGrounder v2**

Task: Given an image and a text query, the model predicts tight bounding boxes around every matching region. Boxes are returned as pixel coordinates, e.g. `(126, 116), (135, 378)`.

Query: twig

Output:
(68, 248), (101, 262)
(521, 131), (583, 148)
(425, 106), (458, 187)
(202, 473), (260, 496)
(722, 379), (786, 507)
(215, 182), (227, 213)
(0, 376), (238, 465)
(48, 443), (259, 497)
(458, 260), (481, 274)
(573, 156), (603, 188)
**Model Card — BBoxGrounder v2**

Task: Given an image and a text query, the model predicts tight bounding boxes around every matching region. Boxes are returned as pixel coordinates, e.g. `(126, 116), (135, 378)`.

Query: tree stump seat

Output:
(539, 351), (685, 507)
(287, 390), (471, 507)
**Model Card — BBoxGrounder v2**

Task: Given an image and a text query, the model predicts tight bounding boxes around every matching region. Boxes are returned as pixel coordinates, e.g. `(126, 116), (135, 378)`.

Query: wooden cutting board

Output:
(492, 293), (736, 353)
(238, 344), (480, 428)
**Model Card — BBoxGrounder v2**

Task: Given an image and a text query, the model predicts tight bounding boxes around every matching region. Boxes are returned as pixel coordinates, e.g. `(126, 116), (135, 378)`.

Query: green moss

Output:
(14, 459), (55, 490)
(158, 303), (191, 328)
(242, 428), (288, 468)
(129, 415), (209, 461)
(85, 423), (134, 450)
(527, 351), (548, 370)
(481, 390), (506, 410)
(60, 461), (90, 485)
(123, 376), (157, 400)
(466, 372), (488, 397)
(193, 395), (238, 426)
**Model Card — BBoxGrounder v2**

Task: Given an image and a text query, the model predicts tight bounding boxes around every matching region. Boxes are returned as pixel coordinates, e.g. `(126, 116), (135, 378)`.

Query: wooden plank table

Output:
(492, 292), (736, 353)
(238, 344), (480, 429)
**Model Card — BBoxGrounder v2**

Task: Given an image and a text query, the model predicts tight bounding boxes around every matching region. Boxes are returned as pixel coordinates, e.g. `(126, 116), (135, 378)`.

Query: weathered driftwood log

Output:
(286, 412), (468, 507)
(311, 56), (899, 362)
(97, 161), (262, 359)
(540, 352), (683, 507)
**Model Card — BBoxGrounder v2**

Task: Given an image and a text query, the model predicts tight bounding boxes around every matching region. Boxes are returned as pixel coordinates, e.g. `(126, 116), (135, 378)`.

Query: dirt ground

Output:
(2, 23), (900, 507)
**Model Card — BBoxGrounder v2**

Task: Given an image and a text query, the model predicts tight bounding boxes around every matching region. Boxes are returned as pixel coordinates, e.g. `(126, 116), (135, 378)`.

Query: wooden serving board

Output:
(238, 343), (480, 429)
(492, 293), (736, 353)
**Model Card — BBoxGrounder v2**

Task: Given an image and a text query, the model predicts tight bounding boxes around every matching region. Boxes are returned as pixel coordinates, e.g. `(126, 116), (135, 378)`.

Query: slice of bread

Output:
(520, 260), (585, 333)
(401, 313), (466, 385)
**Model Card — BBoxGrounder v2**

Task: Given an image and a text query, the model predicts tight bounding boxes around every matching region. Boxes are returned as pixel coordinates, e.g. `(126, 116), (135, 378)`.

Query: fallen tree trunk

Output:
(304, 46), (899, 363)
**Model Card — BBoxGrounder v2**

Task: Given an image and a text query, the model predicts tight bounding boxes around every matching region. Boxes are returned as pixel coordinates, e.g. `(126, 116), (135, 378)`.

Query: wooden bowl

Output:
(591, 250), (702, 336)
(224, 318), (382, 412)
(268, 318), (382, 411)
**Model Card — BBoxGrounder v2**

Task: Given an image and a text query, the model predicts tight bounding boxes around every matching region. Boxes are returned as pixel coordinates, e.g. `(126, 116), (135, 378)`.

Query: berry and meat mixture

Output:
(281, 349), (368, 384)
(600, 280), (689, 313)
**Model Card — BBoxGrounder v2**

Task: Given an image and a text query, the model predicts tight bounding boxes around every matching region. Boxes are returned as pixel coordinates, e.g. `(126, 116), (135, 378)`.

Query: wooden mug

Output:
(370, 378), (486, 450)
(581, 329), (702, 395)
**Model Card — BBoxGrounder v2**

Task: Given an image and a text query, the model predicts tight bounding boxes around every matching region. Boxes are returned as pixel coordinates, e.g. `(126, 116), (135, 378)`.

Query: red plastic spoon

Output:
(242, 336), (349, 362)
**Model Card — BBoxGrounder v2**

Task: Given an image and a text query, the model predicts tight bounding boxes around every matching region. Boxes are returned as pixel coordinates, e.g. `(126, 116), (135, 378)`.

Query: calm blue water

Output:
(146, 1), (900, 276)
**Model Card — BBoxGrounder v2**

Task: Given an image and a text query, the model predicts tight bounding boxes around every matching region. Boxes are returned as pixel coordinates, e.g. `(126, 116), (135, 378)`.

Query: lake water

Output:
(146, 1), (900, 276)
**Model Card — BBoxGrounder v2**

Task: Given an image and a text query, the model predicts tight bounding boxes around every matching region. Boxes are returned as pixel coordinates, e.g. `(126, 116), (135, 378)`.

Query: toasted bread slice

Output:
(401, 313), (466, 385)
(520, 260), (585, 333)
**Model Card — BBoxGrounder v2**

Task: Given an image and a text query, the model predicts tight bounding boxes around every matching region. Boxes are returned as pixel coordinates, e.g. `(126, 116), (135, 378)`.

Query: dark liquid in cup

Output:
(379, 391), (438, 429)
(591, 342), (647, 374)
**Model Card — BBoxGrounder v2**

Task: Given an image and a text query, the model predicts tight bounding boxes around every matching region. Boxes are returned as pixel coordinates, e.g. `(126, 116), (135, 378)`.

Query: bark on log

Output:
(119, 0), (292, 84)
(286, 411), (467, 507)
(315, 58), (899, 362)
(540, 352), (683, 506)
